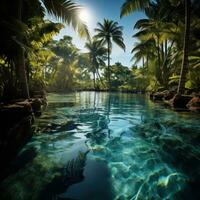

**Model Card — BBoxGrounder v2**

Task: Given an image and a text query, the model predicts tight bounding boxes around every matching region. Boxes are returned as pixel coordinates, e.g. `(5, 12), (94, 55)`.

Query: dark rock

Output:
(28, 97), (47, 117)
(153, 92), (164, 101)
(30, 98), (42, 117)
(163, 90), (176, 100)
(150, 90), (169, 101)
(0, 102), (34, 180)
(0, 102), (33, 128)
(169, 94), (193, 110)
(37, 121), (78, 134)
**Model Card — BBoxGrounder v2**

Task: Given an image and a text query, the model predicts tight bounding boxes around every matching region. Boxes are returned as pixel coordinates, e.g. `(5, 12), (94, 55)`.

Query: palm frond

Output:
(95, 19), (125, 51)
(42, 0), (90, 39)
(113, 37), (126, 51)
(120, 0), (150, 17)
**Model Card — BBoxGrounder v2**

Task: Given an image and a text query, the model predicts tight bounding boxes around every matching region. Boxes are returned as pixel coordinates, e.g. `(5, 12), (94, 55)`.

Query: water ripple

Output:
(1, 92), (200, 200)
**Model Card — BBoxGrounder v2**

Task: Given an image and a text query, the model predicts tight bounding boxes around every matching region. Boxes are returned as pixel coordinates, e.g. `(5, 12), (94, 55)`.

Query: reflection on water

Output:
(0, 92), (200, 200)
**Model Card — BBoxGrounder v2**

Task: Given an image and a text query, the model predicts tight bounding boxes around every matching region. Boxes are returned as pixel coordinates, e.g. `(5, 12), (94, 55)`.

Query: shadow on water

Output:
(0, 147), (38, 182)
(9, 147), (37, 175)
(62, 159), (114, 200)
(39, 151), (89, 200)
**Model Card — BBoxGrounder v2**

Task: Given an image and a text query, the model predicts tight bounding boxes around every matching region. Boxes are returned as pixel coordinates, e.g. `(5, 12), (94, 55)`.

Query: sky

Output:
(46, 0), (146, 67)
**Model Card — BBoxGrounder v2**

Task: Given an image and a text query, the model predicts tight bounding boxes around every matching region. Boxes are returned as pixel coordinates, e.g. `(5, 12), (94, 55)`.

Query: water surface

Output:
(1, 92), (200, 200)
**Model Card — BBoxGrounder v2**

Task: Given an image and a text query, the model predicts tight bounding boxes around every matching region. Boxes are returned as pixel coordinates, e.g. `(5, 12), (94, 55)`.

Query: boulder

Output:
(0, 102), (34, 179)
(169, 94), (193, 110)
(0, 102), (33, 127)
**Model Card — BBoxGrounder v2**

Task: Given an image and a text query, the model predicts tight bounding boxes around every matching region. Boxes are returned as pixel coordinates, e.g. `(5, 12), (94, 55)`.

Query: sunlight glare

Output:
(78, 8), (90, 23)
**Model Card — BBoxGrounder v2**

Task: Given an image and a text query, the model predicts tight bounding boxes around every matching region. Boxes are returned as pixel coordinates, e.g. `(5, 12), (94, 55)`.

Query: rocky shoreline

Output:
(0, 96), (47, 180)
(150, 90), (200, 112)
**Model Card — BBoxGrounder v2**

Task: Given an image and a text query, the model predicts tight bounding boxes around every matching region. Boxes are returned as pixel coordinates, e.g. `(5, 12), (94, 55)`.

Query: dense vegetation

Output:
(121, 0), (200, 93)
(0, 0), (200, 102)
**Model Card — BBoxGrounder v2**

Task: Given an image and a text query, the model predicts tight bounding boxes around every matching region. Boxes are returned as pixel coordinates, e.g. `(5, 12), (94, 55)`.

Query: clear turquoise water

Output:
(1, 92), (200, 200)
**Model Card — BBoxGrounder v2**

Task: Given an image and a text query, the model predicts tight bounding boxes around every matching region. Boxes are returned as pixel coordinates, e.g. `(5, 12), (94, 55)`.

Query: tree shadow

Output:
(39, 151), (89, 200)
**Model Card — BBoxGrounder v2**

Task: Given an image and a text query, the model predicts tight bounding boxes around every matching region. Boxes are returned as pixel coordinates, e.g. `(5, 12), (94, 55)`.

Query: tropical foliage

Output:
(0, 0), (89, 100)
(121, 0), (200, 93)
(0, 0), (200, 102)
(95, 19), (126, 90)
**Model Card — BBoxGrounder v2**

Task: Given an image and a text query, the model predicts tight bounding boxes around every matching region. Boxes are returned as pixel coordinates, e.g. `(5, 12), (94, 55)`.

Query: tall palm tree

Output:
(177, 0), (191, 94)
(85, 39), (107, 89)
(95, 19), (125, 90)
(1, 0), (89, 98)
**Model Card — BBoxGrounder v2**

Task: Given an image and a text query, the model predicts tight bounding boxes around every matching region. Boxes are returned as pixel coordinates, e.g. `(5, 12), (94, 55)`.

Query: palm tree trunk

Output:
(156, 34), (162, 85)
(177, 0), (191, 94)
(161, 42), (164, 62)
(157, 36), (161, 69)
(165, 40), (168, 58)
(107, 39), (111, 91)
(17, 49), (30, 98)
(15, 0), (29, 99)
(93, 72), (96, 89)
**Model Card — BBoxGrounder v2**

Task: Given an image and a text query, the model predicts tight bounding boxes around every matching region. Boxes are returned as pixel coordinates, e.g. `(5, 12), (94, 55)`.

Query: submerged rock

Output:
(0, 151), (89, 200)
(35, 121), (78, 134)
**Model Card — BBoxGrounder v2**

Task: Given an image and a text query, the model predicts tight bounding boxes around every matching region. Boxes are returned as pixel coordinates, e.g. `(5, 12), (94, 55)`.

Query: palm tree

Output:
(121, 0), (196, 94)
(169, 0), (200, 94)
(49, 36), (79, 90)
(85, 39), (107, 89)
(132, 2), (178, 88)
(1, 0), (89, 98)
(131, 39), (155, 69)
(177, 0), (191, 94)
(95, 19), (125, 90)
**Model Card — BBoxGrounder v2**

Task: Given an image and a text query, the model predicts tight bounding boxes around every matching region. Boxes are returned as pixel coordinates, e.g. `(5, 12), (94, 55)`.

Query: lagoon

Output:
(1, 92), (200, 200)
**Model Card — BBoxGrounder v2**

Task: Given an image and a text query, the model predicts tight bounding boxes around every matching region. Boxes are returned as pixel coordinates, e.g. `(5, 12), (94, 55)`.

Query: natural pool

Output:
(1, 92), (200, 200)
